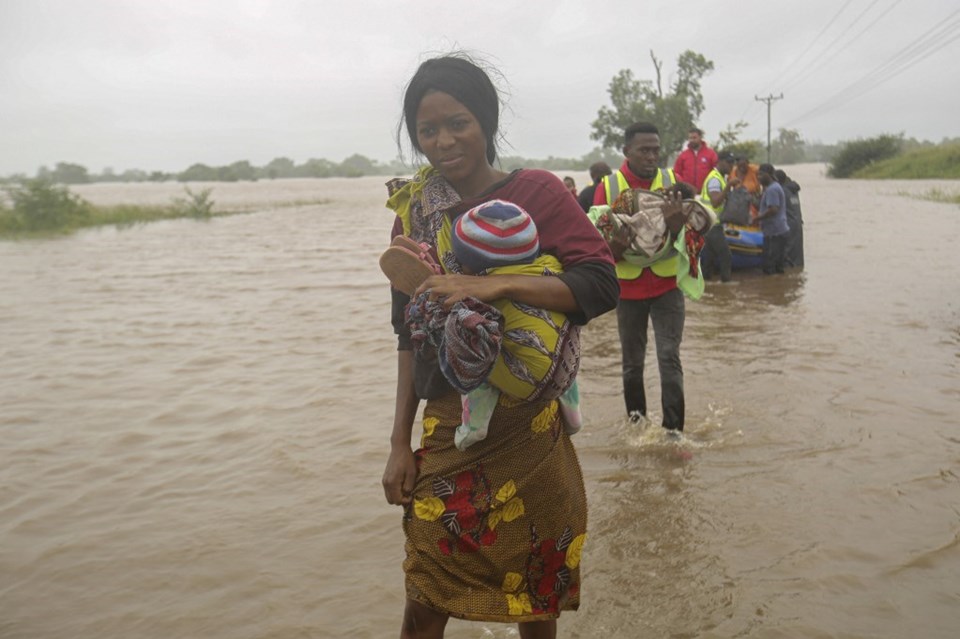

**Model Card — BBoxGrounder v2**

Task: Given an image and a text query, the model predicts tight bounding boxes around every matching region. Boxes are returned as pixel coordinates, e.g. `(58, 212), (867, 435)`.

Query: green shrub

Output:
(172, 187), (215, 218)
(1, 179), (91, 231)
(854, 142), (960, 179)
(828, 134), (903, 178)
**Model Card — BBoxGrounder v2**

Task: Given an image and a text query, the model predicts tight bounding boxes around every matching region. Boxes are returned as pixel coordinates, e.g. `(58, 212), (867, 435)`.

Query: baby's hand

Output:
(662, 191), (687, 234)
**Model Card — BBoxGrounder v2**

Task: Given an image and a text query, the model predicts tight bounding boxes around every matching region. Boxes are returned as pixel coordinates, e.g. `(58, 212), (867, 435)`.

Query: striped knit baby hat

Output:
(451, 199), (540, 274)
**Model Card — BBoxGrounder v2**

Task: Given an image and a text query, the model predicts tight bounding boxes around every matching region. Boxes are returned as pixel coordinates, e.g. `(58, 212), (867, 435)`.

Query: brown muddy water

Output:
(1, 166), (958, 638)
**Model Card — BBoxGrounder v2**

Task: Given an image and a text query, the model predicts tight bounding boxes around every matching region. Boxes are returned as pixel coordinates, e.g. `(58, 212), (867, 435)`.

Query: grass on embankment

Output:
(0, 181), (330, 240)
(853, 142), (960, 179)
(850, 143), (960, 206)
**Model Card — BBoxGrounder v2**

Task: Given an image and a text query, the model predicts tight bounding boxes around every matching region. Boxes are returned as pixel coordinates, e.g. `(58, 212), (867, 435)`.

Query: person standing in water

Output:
(592, 122), (698, 434)
(774, 168), (804, 268)
(755, 163), (790, 274)
(698, 151), (739, 282)
(382, 53), (618, 638)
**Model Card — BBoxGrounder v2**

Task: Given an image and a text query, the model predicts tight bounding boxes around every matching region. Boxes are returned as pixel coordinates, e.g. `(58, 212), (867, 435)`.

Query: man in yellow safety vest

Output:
(698, 151), (740, 282)
(591, 122), (700, 434)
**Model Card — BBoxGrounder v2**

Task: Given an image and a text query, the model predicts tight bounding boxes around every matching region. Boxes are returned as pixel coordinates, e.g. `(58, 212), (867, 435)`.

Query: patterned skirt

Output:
(403, 390), (587, 623)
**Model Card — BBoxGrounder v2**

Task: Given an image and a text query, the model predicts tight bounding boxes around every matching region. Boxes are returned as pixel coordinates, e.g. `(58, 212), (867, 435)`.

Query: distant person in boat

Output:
(591, 121), (703, 435)
(728, 155), (762, 222)
(774, 169), (804, 268)
(754, 164), (790, 274)
(731, 156), (762, 196)
(563, 176), (577, 198)
(673, 127), (718, 192)
(699, 151), (740, 282)
(577, 161), (612, 212)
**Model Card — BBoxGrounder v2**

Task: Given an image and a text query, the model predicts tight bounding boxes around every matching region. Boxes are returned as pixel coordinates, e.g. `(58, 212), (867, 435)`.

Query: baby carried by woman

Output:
(380, 199), (581, 450)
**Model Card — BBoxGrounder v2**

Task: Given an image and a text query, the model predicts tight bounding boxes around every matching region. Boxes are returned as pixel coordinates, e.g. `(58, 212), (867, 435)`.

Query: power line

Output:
(735, 99), (760, 125)
(744, 0), (858, 137)
(791, 15), (960, 122)
(732, 2), (956, 144)
(781, 0), (884, 93)
(762, 0), (857, 91)
(786, 37), (959, 127)
(785, 11), (960, 126)
(811, 0), (905, 69)
(782, 0), (903, 94)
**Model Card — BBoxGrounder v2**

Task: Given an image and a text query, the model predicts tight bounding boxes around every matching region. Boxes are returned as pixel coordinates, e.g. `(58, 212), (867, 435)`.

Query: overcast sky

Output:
(2, 0), (958, 175)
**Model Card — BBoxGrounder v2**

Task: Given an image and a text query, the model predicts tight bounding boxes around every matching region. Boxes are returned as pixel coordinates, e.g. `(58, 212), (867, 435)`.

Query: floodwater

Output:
(1, 166), (958, 638)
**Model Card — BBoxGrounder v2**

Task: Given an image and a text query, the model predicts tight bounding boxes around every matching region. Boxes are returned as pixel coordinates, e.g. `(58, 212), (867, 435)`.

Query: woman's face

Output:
(415, 90), (491, 197)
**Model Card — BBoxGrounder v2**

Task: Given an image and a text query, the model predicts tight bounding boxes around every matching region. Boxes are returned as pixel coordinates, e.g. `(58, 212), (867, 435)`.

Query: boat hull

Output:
(724, 224), (764, 270)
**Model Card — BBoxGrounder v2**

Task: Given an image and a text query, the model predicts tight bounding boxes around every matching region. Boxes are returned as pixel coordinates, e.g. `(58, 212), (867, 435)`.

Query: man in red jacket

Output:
(673, 127), (717, 192)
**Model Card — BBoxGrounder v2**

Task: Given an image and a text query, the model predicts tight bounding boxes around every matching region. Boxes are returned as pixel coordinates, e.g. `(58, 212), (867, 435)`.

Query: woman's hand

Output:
(414, 273), (507, 309)
(416, 268), (580, 314)
(382, 444), (417, 506)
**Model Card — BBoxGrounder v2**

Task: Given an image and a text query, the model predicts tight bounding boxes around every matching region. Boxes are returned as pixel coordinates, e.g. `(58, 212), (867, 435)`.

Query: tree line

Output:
(16, 154), (408, 185)
(5, 140), (839, 188)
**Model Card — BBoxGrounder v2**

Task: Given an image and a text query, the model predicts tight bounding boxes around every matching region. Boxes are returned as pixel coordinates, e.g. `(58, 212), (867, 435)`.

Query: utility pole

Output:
(755, 93), (784, 163)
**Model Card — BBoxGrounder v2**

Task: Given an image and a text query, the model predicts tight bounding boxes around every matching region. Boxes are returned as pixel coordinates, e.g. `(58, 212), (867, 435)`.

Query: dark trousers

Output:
(616, 288), (685, 430)
(701, 224), (732, 281)
(762, 232), (788, 274)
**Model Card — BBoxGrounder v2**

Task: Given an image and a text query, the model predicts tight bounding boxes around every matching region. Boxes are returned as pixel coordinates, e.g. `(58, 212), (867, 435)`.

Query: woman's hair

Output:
(399, 53), (503, 164)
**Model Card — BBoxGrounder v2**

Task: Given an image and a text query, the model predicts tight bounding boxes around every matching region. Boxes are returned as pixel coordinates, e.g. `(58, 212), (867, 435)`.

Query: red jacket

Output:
(673, 143), (718, 191)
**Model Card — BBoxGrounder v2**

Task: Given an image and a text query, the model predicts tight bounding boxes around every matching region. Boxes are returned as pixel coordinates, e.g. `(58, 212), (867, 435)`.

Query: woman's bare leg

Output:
(400, 599), (449, 639)
(519, 619), (557, 639)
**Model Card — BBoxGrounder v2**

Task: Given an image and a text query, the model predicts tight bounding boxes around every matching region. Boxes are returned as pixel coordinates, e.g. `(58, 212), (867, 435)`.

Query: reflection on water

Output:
(702, 270), (807, 307)
(2, 167), (959, 638)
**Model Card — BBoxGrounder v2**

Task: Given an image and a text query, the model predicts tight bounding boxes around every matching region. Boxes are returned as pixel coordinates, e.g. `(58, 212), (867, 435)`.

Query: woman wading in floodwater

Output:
(381, 54), (618, 638)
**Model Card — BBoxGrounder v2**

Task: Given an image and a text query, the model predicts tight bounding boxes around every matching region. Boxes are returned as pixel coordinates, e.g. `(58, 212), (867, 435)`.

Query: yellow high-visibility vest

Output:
(699, 168), (726, 215)
(601, 168), (679, 279)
